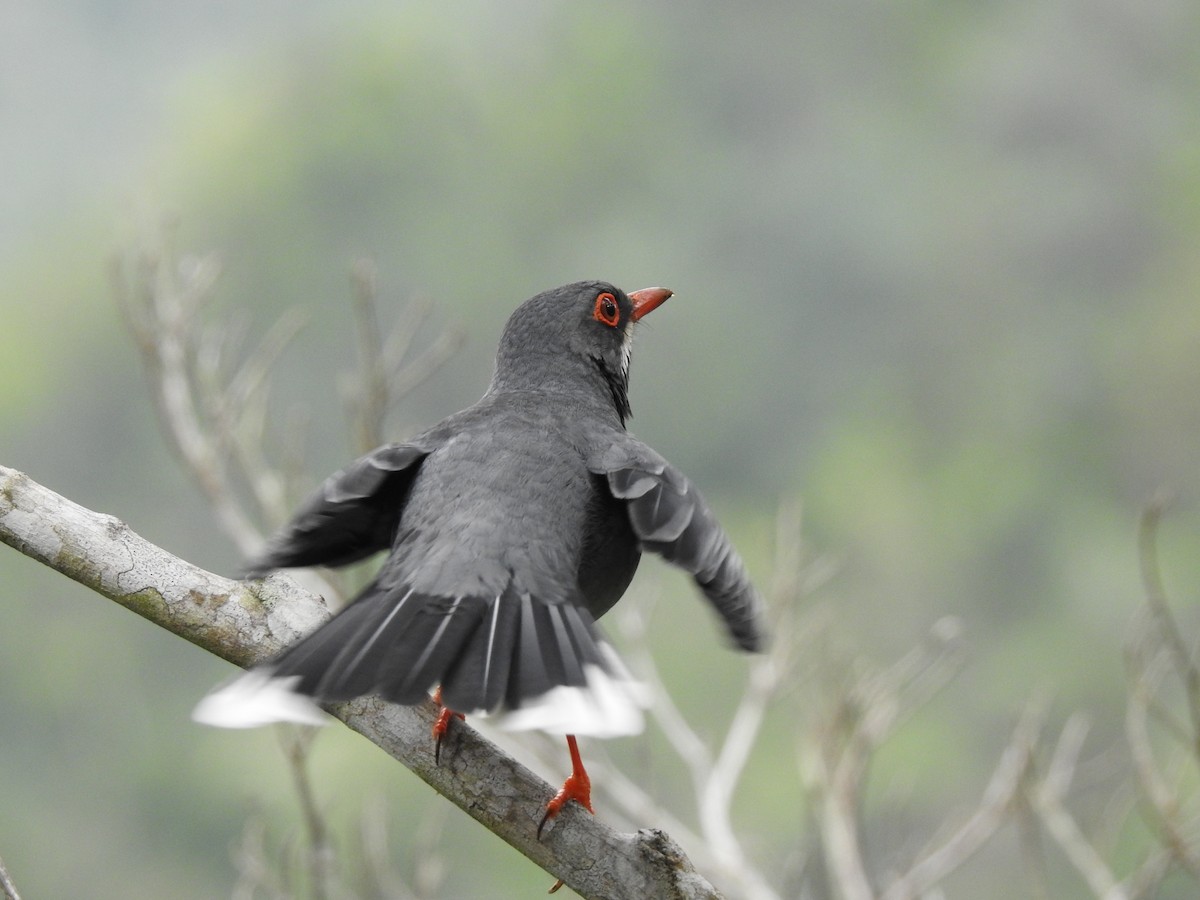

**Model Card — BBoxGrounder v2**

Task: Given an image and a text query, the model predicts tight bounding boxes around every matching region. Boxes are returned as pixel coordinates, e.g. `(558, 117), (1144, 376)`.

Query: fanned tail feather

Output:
(192, 579), (646, 737)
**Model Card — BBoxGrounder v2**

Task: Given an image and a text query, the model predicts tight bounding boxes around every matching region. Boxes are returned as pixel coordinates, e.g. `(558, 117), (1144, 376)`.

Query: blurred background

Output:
(2, 1), (1199, 897)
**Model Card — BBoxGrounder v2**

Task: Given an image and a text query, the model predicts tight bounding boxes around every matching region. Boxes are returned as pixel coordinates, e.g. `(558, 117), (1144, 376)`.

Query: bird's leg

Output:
(540, 735), (593, 893)
(537, 735), (594, 839)
(430, 686), (465, 765)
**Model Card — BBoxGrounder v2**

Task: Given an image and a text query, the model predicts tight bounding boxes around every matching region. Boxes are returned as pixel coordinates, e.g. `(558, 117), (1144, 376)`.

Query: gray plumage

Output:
(194, 281), (765, 736)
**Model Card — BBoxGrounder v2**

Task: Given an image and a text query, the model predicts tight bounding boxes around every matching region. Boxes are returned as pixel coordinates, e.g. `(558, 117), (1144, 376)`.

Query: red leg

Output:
(430, 686), (465, 766)
(537, 734), (594, 840)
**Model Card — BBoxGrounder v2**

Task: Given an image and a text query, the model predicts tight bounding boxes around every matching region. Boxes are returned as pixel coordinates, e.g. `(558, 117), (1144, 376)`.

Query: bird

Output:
(193, 280), (766, 837)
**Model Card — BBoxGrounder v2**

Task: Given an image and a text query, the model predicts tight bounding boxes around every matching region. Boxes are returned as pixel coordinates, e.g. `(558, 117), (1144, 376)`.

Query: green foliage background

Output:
(2, 1), (1199, 896)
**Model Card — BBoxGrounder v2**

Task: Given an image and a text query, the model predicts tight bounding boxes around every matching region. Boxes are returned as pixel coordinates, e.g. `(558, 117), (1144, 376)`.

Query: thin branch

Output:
(232, 815), (288, 900)
(801, 615), (970, 900)
(702, 654), (779, 872)
(1123, 847), (1172, 900)
(616, 590), (781, 899)
(358, 796), (422, 900)
(383, 325), (464, 402)
(866, 615), (967, 742)
(1126, 653), (1200, 878)
(410, 798), (451, 898)
(798, 684), (875, 900)
(615, 587), (713, 777)
(0, 464), (723, 900)
(347, 258), (390, 454)
(112, 245), (263, 554)
(699, 609), (802, 900)
(1137, 498), (1200, 750)
(342, 260), (466, 455)
(595, 502), (828, 900)
(1025, 715), (1128, 900)
(0, 855), (22, 900)
(1125, 499), (1200, 880)
(881, 705), (1040, 900)
(279, 727), (334, 900)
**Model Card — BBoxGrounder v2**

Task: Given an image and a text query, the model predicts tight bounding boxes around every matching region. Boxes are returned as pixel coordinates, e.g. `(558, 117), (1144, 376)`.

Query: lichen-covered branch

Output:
(0, 463), (722, 900)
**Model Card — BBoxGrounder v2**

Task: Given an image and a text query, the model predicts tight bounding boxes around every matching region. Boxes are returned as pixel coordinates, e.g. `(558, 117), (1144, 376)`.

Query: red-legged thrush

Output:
(194, 281), (766, 835)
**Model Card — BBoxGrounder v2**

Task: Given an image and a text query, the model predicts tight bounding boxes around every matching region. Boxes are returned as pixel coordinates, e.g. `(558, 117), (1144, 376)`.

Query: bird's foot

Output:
(537, 735), (593, 840)
(430, 687), (465, 766)
(537, 770), (594, 840)
(540, 736), (593, 893)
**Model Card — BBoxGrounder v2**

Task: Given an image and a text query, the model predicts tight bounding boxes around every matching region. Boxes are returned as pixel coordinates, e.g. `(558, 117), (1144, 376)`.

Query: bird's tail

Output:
(193, 579), (646, 737)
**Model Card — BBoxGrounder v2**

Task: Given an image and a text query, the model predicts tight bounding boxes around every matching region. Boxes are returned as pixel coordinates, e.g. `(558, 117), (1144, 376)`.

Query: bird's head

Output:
(490, 281), (672, 424)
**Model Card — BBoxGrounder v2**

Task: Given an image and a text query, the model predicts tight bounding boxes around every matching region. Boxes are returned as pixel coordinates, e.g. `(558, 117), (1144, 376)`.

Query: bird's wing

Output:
(588, 437), (766, 652)
(241, 440), (435, 577)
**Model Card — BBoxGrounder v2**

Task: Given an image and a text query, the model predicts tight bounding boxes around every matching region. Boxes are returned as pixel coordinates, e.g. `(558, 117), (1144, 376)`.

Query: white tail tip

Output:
(493, 657), (649, 738)
(192, 670), (330, 729)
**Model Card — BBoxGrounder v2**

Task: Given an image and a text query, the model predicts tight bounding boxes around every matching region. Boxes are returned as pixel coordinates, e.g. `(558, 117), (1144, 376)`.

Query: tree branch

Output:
(1137, 497), (1200, 749)
(880, 705), (1039, 900)
(1026, 715), (1128, 900)
(0, 854), (22, 900)
(0, 464), (722, 900)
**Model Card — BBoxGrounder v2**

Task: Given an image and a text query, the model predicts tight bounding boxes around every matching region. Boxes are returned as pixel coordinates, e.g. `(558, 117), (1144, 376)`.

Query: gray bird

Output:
(194, 281), (765, 831)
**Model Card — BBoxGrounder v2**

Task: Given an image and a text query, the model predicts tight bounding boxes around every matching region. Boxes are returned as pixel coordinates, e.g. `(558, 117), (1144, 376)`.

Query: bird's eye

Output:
(593, 292), (620, 327)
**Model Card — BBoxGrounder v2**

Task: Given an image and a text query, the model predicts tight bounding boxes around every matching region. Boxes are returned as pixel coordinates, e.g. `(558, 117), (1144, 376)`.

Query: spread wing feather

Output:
(242, 442), (431, 577)
(592, 439), (766, 652)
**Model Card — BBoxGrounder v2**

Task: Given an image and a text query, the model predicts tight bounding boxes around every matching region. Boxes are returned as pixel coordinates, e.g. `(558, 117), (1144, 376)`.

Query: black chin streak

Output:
(592, 356), (632, 425)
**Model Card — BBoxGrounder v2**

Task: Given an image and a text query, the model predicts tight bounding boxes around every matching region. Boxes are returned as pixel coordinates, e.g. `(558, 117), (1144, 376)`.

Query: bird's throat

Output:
(592, 354), (632, 425)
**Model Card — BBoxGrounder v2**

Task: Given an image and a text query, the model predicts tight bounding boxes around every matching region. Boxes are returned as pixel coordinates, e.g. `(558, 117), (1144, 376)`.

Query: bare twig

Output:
(114, 242), (263, 554)
(232, 815), (288, 900)
(279, 727), (335, 900)
(409, 799), (451, 899)
(881, 705), (1040, 900)
(114, 234), (466, 615)
(612, 586), (789, 899)
(799, 612), (969, 900)
(342, 258), (466, 454)
(1123, 848), (1172, 900)
(347, 258), (390, 454)
(1124, 500), (1200, 880)
(1125, 654), (1200, 878)
(1025, 715), (1128, 900)
(361, 795), (453, 900)
(216, 309), (309, 522)
(1137, 497), (1200, 749)
(358, 797), (422, 900)
(0, 854), (22, 900)
(800, 708), (873, 900)
(594, 501), (842, 900)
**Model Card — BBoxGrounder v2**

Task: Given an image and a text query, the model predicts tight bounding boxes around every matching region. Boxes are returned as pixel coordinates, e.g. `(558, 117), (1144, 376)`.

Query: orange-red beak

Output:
(629, 287), (673, 322)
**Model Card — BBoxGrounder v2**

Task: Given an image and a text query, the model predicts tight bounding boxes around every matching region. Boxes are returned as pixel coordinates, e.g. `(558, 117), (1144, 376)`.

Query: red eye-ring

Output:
(593, 292), (620, 327)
